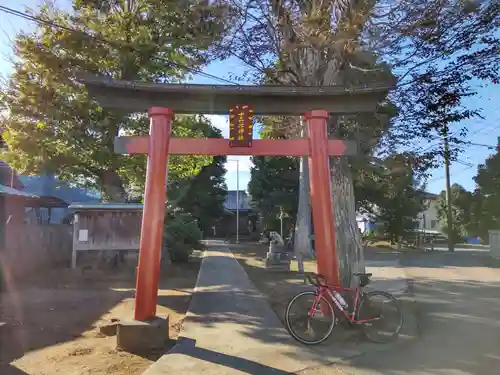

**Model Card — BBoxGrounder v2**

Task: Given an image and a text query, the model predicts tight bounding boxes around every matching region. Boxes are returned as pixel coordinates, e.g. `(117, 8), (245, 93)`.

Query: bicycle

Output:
(285, 272), (403, 345)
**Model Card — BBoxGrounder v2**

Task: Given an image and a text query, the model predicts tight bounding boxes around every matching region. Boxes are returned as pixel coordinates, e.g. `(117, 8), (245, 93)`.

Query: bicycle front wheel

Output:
(285, 291), (336, 345)
(357, 291), (403, 343)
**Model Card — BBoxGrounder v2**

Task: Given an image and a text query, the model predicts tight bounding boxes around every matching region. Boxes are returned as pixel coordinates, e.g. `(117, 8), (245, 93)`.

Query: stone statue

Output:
(265, 231), (291, 271)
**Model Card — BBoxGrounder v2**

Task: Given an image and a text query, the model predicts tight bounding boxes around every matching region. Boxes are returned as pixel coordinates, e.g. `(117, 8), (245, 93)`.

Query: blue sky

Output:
(1, 0), (499, 194)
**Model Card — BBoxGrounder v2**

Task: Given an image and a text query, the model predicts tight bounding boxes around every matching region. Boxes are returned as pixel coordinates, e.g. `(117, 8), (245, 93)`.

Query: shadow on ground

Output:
(171, 337), (294, 374)
(399, 251), (500, 268)
(326, 277), (500, 375)
(193, 241), (500, 375)
(0, 257), (201, 375)
(0, 267), (133, 374)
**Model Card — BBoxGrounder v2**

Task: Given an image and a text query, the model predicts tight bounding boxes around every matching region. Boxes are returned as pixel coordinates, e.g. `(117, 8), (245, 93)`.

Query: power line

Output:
(467, 123), (500, 139)
(465, 141), (496, 150)
(0, 5), (239, 86)
(427, 165), (474, 184)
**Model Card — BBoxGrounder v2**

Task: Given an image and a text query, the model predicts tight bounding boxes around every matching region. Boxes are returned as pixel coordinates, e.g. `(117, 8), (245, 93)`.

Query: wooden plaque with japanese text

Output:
(229, 104), (254, 147)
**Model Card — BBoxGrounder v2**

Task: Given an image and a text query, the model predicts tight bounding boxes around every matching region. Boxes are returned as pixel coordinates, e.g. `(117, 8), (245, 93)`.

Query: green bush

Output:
(163, 210), (202, 263)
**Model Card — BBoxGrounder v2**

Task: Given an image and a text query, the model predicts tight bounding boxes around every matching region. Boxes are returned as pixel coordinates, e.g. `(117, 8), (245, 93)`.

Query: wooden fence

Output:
(72, 209), (142, 268)
(1, 224), (72, 279)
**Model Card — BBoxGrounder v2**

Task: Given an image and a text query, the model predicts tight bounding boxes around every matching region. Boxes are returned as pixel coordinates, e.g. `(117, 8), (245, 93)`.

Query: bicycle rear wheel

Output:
(357, 290), (403, 343)
(285, 291), (335, 345)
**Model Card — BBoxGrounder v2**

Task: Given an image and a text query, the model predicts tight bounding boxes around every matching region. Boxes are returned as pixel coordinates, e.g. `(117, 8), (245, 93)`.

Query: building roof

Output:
(19, 175), (100, 205)
(224, 190), (252, 211)
(78, 74), (394, 115)
(69, 203), (143, 211)
(0, 184), (38, 198)
(417, 190), (439, 200)
(0, 160), (24, 189)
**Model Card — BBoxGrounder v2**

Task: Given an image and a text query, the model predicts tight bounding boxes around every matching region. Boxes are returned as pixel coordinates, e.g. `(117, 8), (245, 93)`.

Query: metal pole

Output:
(280, 207), (284, 239)
(236, 160), (240, 244)
(444, 134), (454, 252)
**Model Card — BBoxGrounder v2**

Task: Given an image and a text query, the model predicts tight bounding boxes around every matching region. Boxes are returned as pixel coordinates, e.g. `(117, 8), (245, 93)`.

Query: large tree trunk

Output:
(99, 169), (127, 202)
(293, 156), (312, 273)
(330, 156), (365, 286)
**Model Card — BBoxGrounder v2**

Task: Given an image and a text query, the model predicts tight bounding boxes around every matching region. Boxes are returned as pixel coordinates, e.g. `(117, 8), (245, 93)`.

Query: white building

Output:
(356, 191), (442, 234)
(417, 192), (440, 232)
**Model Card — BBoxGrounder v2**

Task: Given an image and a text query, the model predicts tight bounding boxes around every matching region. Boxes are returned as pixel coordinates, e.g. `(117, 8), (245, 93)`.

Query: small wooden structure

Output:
(69, 203), (143, 268)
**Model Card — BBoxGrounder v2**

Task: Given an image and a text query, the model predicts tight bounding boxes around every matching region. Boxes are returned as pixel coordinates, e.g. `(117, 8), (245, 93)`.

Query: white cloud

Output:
(225, 156), (253, 172)
(206, 115), (254, 173)
(207, 114), (230, 138)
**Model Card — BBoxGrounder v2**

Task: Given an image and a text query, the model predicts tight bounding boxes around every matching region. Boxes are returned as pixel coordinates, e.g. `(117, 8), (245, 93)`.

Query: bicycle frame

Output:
(310, 283), (380, 324)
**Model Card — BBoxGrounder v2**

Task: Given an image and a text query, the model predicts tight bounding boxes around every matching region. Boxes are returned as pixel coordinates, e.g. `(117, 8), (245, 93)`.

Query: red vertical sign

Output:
(229, 104), (254, 147)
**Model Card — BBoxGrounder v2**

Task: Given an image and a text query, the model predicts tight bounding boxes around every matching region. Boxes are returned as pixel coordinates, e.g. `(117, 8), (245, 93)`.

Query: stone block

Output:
(266, 251), (291, 261)
(116, 316), (169, 353)
(268, 242), (287, 254)
(265, 252), (291, 271)
(99, 319), (120, 336)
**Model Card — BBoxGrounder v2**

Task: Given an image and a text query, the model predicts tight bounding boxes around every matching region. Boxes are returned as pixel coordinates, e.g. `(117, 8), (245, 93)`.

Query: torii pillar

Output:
(79, 75), (392, 321)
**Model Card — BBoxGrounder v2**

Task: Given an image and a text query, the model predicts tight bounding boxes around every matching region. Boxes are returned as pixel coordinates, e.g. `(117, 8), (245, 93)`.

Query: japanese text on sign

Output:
(229, 104), (254, 147)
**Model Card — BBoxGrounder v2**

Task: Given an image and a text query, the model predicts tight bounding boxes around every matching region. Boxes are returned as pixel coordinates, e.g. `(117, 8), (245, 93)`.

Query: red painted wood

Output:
(306, 110), (340, 286)
(134, 107), (173, 321)
(131, 108), (345, 320)
(119, 137), (348, 156)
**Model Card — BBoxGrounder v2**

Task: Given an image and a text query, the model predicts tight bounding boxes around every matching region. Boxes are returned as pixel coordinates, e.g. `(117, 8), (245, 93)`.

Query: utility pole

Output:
(279, 207), (284, 239)
(236, 159), (240, 244)
(443, 133), (454, 252)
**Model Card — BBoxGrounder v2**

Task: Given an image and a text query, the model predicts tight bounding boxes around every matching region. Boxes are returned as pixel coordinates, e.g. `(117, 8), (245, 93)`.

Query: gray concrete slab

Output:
(366, 260), (411, 297)
(298, 254), (500, 375)
(144, 248), (363, 375)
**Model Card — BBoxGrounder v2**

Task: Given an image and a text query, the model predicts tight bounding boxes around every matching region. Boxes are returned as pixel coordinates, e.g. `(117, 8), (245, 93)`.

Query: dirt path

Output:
(0, 258), (201, 375)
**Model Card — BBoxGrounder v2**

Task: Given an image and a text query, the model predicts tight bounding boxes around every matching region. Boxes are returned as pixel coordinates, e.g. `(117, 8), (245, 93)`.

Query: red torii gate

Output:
(80, 76), (390, 321)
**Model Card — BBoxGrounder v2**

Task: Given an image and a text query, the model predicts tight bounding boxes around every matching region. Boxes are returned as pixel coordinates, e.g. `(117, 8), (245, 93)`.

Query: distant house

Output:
(0, 164), (79, 277)
(0, 160), (24, 189)
(0, 163), (65, 250)
(19, 174), (101, 224)
(416, 191), (440, 232)
(356, 190), (442, 235)
(224, 190), (252, 213)
(0, 160), (102, 224)
(213, 190), (258, 238)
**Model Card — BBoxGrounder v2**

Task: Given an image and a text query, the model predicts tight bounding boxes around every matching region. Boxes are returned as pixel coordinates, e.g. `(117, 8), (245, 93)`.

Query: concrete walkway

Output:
(145, 247), (364, 375)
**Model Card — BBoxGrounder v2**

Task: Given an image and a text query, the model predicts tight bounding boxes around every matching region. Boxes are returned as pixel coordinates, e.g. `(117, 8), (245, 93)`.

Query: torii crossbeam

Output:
(80, 75), (392, 321)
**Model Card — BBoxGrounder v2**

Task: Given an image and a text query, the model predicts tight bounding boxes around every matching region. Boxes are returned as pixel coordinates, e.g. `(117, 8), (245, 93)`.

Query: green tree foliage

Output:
(218, 0), (498, 284)
(164, 209), (203, 263)
(363, 154), (426, 243)
(0, 0), (230, 200)
(372, 0), (499, 159)
(473, 147), (500, 240)
(174, 154), (228, 235)
(436, 184), (480, 240)
(248, 156), (299, 232)
(122, 115), (227, 232)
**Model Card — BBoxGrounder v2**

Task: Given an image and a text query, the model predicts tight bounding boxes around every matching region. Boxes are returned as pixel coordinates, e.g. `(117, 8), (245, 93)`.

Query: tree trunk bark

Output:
(99, 169), (127, 202)
(329, 156), (365, 286)
(293, 155), (313, 273)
